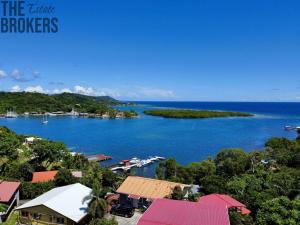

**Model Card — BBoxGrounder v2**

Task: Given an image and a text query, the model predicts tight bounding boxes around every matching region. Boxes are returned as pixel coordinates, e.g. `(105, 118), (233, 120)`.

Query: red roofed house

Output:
(0, 181), (21, 223)
(198, 194), (251, 215)
(32, 170), (82, 183)
(137, 198), (230, 225)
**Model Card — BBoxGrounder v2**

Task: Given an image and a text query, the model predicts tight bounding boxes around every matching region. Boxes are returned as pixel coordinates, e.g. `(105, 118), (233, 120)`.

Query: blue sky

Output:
(0, 0), (300, 101)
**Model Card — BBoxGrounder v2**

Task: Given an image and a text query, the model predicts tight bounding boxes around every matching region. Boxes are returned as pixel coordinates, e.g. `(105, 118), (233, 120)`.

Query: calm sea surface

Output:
(1, 102), (299, 176)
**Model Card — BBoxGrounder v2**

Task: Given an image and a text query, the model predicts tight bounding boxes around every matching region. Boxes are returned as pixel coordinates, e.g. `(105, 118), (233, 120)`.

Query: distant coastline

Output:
(144, 109), (253, 119)
(0, 92), (138, 119)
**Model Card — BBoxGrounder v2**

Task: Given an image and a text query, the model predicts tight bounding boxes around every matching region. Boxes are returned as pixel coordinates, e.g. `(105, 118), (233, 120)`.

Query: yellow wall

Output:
(18, 205), (73, 225)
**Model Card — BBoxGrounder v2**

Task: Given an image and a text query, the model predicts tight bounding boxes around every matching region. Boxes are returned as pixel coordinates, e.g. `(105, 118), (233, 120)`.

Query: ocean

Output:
(1, 102), (299, 176)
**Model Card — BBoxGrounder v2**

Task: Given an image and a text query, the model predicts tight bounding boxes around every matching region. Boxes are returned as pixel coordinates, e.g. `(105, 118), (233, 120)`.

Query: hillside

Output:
(0, 92), (119, 114)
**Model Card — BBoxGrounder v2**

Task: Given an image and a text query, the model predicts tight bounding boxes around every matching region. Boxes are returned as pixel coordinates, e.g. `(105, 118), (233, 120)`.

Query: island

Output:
(0, 92), (138, 119)
(144, 109), (253, 119)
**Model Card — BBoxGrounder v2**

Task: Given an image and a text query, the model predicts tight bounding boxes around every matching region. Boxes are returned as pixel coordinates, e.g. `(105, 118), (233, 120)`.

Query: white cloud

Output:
(73, 85), (94, 95)
(11, 85), (21, 92)
(0, 70), (6, 77)
(10, 69), (40, 82)
(11, 69), (22, 80)
(53, 88), (72, 94)
(137, 87), (175, 98)
(25, 85), (45, 93)
(95, 88), (121, 98)
(32, 70), (40, 77)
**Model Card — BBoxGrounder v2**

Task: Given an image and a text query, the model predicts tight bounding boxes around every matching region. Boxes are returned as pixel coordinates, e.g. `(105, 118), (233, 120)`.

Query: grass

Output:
(2, 212), (19, 225)
(144, 109), (253, 119)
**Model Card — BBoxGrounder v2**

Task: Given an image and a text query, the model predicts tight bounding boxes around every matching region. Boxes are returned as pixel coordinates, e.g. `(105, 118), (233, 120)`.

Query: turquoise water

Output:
(0, 102), (299, 170)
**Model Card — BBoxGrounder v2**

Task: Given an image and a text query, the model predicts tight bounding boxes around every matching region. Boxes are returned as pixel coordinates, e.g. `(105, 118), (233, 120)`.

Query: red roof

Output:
(199, 194), (251, 215)
(137, 198), (230, 225)
(0, 181), (21, 203)
(32, 171), (58, 183)
(32, 170), (82, 183)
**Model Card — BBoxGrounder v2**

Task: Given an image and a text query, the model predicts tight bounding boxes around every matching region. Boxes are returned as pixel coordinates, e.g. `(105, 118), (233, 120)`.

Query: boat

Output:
(6, 109), (18, 118)
(42, 115), (48, 124)
(284, 125), (294, 130)
(129, 157), (140, 164)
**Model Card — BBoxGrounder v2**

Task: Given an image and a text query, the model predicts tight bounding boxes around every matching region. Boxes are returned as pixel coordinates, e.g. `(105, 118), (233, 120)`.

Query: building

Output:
(16, 183), (92, 225)
(137, 198), (230, 225)
(32, 170), (82, 183)
(198, 193), (251, 215)
(0, 181), (21, 223)
(116, 176), (190, 208)
(24, 137), (42, 145)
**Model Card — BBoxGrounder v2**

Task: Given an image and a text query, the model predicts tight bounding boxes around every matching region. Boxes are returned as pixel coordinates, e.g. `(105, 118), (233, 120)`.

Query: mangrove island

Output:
(144, 109), (253, 119)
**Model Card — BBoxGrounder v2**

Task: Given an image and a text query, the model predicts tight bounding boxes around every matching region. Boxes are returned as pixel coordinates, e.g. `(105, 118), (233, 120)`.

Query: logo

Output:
(0, 0), (58, 33)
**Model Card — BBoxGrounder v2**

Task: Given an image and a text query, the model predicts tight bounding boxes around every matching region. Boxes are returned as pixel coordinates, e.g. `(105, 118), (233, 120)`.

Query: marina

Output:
(110, 156), (165, 172)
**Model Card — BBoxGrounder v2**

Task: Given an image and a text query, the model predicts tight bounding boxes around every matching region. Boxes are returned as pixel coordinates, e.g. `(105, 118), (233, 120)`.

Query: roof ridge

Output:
(216, 194), (244, 207)
(130, 176), (188, 186)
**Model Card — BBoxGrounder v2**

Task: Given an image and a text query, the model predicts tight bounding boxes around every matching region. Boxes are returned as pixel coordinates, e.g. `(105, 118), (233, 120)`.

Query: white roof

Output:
(16, 183), (92, 222)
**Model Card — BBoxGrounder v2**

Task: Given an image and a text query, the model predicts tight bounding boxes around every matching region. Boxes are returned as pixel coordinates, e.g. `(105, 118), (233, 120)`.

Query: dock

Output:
(284, 125), (300, 131)
(86, 154), (112, 162)
(110, 156), (165, 172)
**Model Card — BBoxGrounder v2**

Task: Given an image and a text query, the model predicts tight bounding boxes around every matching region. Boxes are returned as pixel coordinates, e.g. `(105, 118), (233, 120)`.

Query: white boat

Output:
(42, 115), (48, 124)
(155, 156), (166, 160)
(6, 109), (18, 118)
(130, 157), (140, 164)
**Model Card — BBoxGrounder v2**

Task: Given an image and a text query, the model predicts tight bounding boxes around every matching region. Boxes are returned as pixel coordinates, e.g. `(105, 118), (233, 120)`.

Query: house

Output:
(32, 170), (83, 183)
(0, 181), (21, 223)
(24, 137), (42, 145)
(198, 193), (251, 215)
(16, 183), (92, 225)
(137, 198), (230, 225)
(116, 176), (190, 208)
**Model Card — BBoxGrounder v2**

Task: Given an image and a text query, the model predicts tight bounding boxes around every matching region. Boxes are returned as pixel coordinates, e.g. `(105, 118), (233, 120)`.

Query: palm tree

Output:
(84, 180), (108, 219)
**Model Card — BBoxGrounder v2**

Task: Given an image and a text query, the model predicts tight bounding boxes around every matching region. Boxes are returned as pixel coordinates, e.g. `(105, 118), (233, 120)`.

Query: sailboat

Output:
(42, 114), (48, 124)
(6, 108), (18, 118)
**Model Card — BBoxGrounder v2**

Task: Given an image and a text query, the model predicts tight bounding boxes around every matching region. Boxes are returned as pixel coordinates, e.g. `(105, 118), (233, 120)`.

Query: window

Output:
(21, 211), (29, 217)
(33, 213), (41, 220)
(56, 217), (65, 224)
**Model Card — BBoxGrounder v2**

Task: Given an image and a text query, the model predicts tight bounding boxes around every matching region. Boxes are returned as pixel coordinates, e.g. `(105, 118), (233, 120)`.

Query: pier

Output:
(86, 154), (112, 162)
(110, 156), (165, 172)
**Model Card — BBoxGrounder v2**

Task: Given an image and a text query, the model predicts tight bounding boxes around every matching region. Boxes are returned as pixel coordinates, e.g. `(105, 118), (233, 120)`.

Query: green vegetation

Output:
(156, 136), (300, 224)
(0, 125), (123, 224)
(1, 125), (300, 224)
(2, 212), (19, 225)
(144, 109), (253, 119)
(0, 125), (123, 207)
(89, 218), (118, 225)
(0, 203), (8, 212)
(123, 110), (138, 118)
(0, 92), (115, 114)
(0, 92), (137, 118)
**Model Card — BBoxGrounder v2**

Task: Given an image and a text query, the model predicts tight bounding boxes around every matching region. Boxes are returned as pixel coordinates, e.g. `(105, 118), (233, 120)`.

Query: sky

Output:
(0, 0), (300, 101)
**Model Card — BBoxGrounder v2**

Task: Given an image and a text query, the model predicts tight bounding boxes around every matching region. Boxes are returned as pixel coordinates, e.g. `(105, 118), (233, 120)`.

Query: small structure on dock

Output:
(86, 154), (112, 162)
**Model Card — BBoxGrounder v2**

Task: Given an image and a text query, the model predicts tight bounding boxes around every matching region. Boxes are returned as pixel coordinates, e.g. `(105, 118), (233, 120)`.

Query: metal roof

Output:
(0, 181), (21, 203)
(16, 183), (92, 223)
(199, 194), (251, 215)
(137, 198), (230, 225)
(117, 176), (189, 199)
(32, 170), (82, 183)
